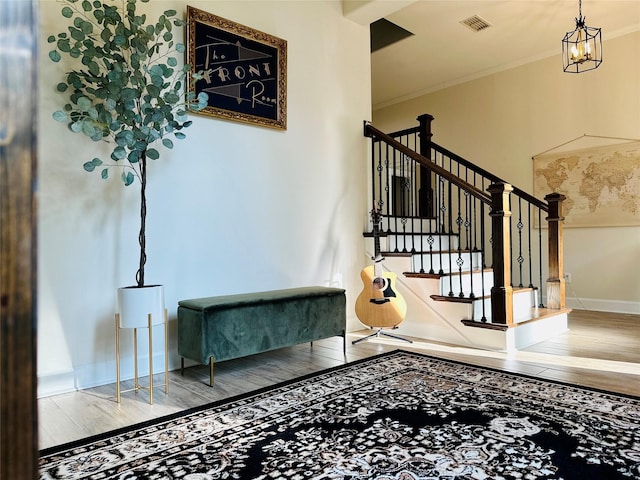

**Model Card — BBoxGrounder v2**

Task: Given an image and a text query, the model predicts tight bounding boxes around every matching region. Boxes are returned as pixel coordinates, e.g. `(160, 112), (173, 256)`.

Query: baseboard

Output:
(37, 351), (176, 398)
(566, 296), (640, 315)
(37, 369), (76, 398)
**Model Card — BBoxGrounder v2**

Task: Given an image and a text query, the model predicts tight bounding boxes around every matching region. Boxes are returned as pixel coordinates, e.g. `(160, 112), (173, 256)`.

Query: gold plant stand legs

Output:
(115, 309), (169, 404)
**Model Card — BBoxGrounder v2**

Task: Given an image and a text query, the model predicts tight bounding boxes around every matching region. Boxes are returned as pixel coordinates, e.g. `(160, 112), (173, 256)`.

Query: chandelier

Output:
(562, 0), (602, 73)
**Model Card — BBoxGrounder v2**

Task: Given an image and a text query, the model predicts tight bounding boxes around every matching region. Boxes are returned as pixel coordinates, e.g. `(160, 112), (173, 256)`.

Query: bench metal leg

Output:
(209, 357), (214, 387)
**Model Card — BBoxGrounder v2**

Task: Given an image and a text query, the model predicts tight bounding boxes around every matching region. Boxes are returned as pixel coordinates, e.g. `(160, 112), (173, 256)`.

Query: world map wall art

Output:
(533, 142), (640, 228)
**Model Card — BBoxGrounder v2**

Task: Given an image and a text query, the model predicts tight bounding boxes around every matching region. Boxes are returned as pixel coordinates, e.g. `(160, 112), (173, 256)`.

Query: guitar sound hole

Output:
(373, 277), (388, 290)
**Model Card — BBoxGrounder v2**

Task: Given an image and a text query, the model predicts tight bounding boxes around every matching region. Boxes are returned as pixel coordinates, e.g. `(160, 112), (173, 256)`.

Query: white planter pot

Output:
(117, 285), (165, 329)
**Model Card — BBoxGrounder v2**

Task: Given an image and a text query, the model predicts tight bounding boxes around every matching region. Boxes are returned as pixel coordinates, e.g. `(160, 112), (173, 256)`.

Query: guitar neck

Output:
(373, 220), (382, 259)
(372, 216), (384, 278)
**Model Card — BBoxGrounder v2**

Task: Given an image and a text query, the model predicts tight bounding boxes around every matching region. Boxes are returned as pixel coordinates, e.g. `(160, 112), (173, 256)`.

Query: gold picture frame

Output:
(186, 6), (287, 130)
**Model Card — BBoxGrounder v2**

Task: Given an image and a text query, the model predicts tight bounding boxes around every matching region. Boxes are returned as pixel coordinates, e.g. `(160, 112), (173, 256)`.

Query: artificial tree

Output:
(48, 0), (208, 288)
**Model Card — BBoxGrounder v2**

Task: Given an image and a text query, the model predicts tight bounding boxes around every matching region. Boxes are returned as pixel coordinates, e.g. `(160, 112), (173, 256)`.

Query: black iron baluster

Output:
(480, 202), (488, 322)
(538, 208), (544, 307)
(438, 175), (446, 276)
(467, 193), (475, 300)
(384, 143), (391, 232)
(517, 198), (524, 288)
(528, 203), (534, 289)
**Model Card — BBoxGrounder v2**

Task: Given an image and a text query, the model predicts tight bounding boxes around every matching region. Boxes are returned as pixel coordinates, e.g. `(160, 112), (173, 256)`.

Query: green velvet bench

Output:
(177, 286), (346, 385)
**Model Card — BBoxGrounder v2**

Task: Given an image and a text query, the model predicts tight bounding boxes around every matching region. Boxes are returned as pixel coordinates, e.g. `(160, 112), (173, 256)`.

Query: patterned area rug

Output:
(39, 350), (640, 479)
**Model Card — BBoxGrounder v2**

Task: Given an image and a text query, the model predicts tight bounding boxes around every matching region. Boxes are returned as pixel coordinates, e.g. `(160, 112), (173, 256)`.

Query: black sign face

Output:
(187, 7), (287, 130)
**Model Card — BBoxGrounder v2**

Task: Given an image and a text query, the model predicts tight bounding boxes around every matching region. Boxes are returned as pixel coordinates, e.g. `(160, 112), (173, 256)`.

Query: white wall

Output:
(373, 31), (640, 315)
(38, 0), (372, 396)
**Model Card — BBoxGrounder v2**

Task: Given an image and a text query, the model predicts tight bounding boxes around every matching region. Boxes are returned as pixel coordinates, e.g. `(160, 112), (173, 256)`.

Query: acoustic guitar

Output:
(355, 208), (407, 328)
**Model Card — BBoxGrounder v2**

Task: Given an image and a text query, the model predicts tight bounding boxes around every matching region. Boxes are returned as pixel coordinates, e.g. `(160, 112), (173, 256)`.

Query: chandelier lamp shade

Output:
(562, 0), (602, 73)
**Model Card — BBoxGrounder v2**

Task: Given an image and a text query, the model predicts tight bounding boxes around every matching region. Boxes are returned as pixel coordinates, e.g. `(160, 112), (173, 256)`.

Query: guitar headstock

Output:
(370, 206), (383, 228)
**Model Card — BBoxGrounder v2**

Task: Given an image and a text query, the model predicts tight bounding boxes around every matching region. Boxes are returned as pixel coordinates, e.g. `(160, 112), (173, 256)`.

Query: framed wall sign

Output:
(186, 6), (287, 130)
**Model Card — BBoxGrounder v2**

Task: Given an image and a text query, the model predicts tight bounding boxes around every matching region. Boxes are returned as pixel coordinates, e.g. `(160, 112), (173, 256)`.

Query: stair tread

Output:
(404, 268), (492, 278)
(430, 286), (538, 303)
(461, 307), (573, 330)
(383, 249), (480, 256)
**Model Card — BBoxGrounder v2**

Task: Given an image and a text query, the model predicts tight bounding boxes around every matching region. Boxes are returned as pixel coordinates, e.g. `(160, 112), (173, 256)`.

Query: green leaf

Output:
(101, 168), (109, 180)
(61, 6), (74, 18)
(162, 138), (173, 149)
(83, 158), (102, 172)
(81, 120), (97, 138)
(91, 129), (104, 142)
(81, 20), (93, 35)
(82, 0), (91, 11)
(47, 35), (55, 43)
(53, 110), (67, 122)
(100, 28), (111, 42)
(167, 57), (177, 67)
(197, 92), (209, 109)
(112, 146), (127, 160)
(146, 148), (159, 160)
(70, 121), (83, 133)
(115, 130), (134, 147)
(77, 97), (92, 111)
(57, 38), (71, 52)
(121, 88), (139, 101)
(174, 132), (186, 140)
(49, 50), (61, 62)
(70, 27), (84, 42)
(128, 149), (140, 164)
(88, 61), (100, 76)
(164, 92), (179, 104)
(176, 43), (185, 53)
(122, 171), (135, 186)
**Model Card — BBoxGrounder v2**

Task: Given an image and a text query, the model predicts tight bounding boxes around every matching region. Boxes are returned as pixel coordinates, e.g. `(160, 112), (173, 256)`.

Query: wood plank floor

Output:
(38, 309), (640, 450)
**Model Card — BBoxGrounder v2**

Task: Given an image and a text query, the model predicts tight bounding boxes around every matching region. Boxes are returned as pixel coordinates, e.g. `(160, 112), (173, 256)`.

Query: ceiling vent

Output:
(460, 15), (492, 32)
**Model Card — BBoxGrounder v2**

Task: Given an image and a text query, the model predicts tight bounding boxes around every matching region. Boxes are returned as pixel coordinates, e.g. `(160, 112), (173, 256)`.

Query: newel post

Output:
(488, 183), (514, 325)
(545, 193), (566, 309)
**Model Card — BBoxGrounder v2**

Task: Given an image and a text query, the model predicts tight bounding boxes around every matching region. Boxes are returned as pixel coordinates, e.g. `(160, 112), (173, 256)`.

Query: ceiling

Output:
(346, 1), (640, 110)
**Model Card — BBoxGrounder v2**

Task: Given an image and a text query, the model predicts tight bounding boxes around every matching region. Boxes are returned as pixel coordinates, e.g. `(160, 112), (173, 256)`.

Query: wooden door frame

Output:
(0, 0), (39, 478)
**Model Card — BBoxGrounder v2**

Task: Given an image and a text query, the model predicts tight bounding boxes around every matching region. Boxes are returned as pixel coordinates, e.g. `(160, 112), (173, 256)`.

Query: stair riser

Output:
(471, 289), (537, 322)
(412, 251), (482, 274)
(382, 217), (438, 232)
(387, 234), (458, 252)
(439, 271), (493, 297)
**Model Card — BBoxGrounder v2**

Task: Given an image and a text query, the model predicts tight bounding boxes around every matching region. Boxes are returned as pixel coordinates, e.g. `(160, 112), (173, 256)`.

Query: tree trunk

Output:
(136, 150), (147, 287)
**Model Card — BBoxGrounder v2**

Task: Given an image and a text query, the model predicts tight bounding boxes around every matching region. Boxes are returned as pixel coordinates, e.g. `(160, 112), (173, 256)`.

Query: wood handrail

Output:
(365, 121), (492, 206)
(370, 123), (549, 213)
(429, 141), (549, 212)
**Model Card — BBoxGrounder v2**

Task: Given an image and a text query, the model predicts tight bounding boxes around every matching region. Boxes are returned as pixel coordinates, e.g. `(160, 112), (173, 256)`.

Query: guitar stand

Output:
(352, 327), (413, 345)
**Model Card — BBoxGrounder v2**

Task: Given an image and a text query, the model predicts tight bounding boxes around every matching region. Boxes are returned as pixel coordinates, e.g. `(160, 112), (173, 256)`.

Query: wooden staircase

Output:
(361, 115), (571, 351)
(365, 225), (570, 351)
